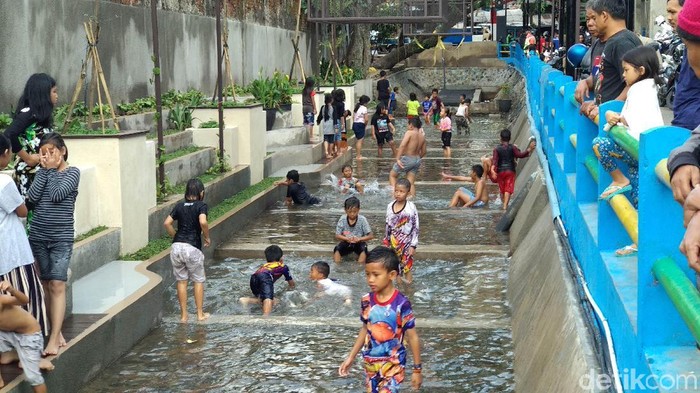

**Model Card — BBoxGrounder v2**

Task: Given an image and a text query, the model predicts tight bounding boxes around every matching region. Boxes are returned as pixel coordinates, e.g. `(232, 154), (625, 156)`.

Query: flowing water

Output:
(82, 115), (515, 392)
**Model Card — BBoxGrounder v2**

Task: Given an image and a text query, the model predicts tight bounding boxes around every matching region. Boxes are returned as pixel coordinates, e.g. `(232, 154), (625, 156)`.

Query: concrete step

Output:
(601, 251), (638, 333)
(266, 126), (309, 149)
(215, 242), (510, 260)
(579, 202), (599, 247)
(72, 261), (150, 314)
(264, 140), (325, 178)
(162, 147), (217, 186)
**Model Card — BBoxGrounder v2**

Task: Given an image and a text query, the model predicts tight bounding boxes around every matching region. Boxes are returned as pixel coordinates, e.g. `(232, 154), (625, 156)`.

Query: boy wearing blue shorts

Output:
(442, 164), (489, 208)
(239, 245), (296, 315)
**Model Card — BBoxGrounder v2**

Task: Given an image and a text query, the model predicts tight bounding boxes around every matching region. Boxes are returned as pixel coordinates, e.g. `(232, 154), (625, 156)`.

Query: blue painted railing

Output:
(499, 43), (700, 391)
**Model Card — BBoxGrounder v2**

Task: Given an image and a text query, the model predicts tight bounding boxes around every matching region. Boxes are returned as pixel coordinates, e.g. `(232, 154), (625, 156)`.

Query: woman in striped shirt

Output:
(27, 133), (80, 356)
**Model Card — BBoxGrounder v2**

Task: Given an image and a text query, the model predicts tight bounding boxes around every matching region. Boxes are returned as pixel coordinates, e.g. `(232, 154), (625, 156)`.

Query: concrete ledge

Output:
(160, 130), (193, 154)
(148, 165), (251, 241)
(266, 127), (307, 149)
(162, 147), (217, 186)
(71, 228), (121, 283)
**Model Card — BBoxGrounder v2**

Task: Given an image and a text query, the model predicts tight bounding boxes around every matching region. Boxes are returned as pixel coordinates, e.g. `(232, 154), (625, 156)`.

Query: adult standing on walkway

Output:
(574, 0), (641, 121)
(579, 3), (605, 80)
(667, 0), (700, 133)
(376, 71), (391, 108)
(667, 0), (700, 205)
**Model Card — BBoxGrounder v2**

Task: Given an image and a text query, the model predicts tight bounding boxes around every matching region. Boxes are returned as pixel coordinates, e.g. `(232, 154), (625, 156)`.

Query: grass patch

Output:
(161, 146), (204, 162)
(198, 120), (219, 128)
(74, 226), (108, 243)
(123, 177), (281, 261)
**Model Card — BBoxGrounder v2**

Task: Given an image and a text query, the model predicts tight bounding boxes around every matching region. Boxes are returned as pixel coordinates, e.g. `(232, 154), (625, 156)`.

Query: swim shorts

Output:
(0, 331), (44, 386)
(391, 156), (421, 175)
(170, 242), (206, 282)
(353, 122), (367, 140)
(364, 360), (405, 393)
(375, 131), (394, 146)
(497, 170), (516, 195)
(250, 272), (275, 300)
(334, 241), (369, 257)
(441, 131), (452, 148)
(458, 187), (485, 207)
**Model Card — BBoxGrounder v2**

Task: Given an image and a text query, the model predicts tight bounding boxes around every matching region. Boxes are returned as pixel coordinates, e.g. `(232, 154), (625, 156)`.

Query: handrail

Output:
(655, 158), (671, 189)
(608, 125), (639, 161)
(652, 257), (700, 343)
(609, 194), (639, 245)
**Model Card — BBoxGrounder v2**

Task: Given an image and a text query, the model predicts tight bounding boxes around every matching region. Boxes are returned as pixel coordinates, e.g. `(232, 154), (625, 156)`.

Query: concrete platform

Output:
(72, 261), (150, 314)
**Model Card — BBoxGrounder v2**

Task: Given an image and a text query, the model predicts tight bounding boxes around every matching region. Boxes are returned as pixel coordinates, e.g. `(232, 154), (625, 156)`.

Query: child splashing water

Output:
(27, 133), (80, 356)
(594, 45), (664, 256)
(338, 165), (364, 194)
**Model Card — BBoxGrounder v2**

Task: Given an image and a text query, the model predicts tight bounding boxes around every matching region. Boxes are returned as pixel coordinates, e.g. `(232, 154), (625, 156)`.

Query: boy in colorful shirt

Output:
(383, 178), (419, 284)
(339, 246), (422, 393)
(239, 245), (296, 315)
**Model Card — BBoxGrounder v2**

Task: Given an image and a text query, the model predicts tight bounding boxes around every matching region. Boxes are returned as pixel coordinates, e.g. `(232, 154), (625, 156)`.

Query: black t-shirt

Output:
(287, 182), (314, 204)
(595, 29), (641, 105)
(4, 108), (51, 154)
(377, 79), (390, 100)
(170, 200), (208, 249)
(371, 114), (390, 133)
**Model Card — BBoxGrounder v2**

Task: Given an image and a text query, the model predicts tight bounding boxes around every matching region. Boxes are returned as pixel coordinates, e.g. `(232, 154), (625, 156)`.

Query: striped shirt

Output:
(27, 167), (80, 242)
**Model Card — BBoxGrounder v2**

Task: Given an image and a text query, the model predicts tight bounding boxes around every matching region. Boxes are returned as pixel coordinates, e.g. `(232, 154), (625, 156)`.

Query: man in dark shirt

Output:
(574, 0), (641, 121)
(376, 71), (391, 107)
(669, 0), (700, 131)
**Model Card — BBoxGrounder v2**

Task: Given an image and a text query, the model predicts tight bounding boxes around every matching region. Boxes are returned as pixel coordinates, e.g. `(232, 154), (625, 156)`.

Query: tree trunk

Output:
(374, 36), (438, 70)
(344, 24), (371, 69)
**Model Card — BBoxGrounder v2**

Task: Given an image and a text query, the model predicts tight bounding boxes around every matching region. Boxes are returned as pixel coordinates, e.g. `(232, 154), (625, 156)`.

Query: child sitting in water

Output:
(338, 246), (422, 392)
(0, 281), (51, 393)
(335, 196), (374, 264)
(276, 169), (320, 206)
(239, 245), (296, 316)
(338, 165), (364, 194)
(309, 261), (352, 304)
(442, 165), (489, 208)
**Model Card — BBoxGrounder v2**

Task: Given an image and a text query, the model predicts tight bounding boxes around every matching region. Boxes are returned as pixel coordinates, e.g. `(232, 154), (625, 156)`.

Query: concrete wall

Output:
(0, 1), (314, 111)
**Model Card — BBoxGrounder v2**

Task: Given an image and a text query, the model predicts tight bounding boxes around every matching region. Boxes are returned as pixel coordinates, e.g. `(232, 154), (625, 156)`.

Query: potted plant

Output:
(496, 83), (513, 113)
(248, 71), (294, 130)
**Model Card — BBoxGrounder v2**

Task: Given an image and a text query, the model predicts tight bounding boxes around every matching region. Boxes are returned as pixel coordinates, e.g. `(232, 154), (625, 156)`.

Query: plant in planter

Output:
(248, 70), (294, 130)
(496, 83), (513, 113)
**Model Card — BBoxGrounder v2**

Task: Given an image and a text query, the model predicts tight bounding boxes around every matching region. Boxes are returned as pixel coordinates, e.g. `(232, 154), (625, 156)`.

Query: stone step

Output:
(162, 147), (217, 186)
(266, 126), (309, 149)
(72, 261), (150, 314)
(215, 242), (509, 260)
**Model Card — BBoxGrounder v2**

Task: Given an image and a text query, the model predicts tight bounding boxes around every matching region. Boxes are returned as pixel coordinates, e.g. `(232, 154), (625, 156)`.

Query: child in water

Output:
(239, 245), (296, 316)
(442, 165), (489, 207)
(309, 261), (352, 304)
(383, 178), (419, 284)
(334, 196), (374, 263)
(276, 169), (320, 206)
(338, 246), (422, 392)
(164, 178), (211, 322)
(338, 165), (364, 194)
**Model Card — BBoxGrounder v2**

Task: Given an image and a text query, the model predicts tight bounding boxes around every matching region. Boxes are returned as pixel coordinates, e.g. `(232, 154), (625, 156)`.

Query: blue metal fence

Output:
(499, 42), (700, 391)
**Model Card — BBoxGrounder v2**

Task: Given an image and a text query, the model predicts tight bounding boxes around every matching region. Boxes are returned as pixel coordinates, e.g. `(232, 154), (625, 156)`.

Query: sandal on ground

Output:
(599, 184), (632, 200)
(615, 244), (637, 257)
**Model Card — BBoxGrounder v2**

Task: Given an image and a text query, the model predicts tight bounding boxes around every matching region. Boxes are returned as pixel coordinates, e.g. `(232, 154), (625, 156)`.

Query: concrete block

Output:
(266, 127), (308, 149)
(162, 147), (217, 186)
(161, 130), (193, 154)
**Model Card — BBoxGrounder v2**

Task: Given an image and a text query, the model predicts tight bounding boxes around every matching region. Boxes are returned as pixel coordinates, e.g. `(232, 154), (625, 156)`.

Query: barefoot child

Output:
(420, 93), (432, 125)
(389, 117), (427, 197)
(406, 93), (420, 120)
(276, 170), (321, 206)
(490, 129), (535, 210)
(352, 95), (371, 160)
(317, 94), (336, 159)
(334, 196), (374, 264)
(164, 178), (211, 322)
(309, 261), (352, 304)
(239, 245), (296, 316)
(27, 133), (80, 356)
(442, 165), (489, 207)
(0, 281), (51, 392)
(338, 246), (422, 392)
(439, 107), (452, 158)
(370, 103), (397, 158)
(338, 165), (364, 194)
(383, 179), (419, 284)
(455, 95), (472, 135)
(302, 77), (317, 143)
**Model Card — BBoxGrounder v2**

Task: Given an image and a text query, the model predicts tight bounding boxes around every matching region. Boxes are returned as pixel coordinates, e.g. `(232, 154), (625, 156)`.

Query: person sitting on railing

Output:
(574, 0), (641, 121)
(667, 0), (700, 206)
(594, 46), (664, 256)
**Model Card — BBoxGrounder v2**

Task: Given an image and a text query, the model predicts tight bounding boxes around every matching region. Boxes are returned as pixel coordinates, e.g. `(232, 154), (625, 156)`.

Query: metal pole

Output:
(150, 0), (165, 194)
(216, 0), (224, 168)
(331, 24), (337, 89)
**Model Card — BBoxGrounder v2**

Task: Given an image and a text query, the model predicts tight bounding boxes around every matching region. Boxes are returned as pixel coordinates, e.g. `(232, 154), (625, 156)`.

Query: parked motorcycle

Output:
(547, 47), (567, 70)
(657, 37), (684, 108)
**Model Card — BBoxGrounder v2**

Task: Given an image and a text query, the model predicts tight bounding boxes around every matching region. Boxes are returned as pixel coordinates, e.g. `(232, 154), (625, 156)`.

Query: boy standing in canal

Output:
(490, 129), (535, 210)
(383, 178), (419, 284)
(338, 246), (422, 392)
(389, 117), (427, 197)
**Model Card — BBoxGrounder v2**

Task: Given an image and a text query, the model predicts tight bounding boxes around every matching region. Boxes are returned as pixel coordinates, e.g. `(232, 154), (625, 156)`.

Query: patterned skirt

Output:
(0, 264), (49, 336)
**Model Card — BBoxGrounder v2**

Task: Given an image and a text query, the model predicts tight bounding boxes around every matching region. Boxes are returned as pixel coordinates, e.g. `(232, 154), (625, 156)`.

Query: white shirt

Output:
(456, 103), (468, 117)
(317, 278), (352, 298)
(620, 78), (664, 140)
(0, 174), (34, 275)
(353, 105), (368, 124)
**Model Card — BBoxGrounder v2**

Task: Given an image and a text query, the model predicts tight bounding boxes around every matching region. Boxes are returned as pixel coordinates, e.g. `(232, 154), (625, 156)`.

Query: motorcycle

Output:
(547, 47), (567, 71)
(657, 37), (684, 108)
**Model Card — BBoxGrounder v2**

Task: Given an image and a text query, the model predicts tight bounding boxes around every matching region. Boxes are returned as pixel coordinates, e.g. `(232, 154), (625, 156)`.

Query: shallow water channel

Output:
(81, 115), (515, 392)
